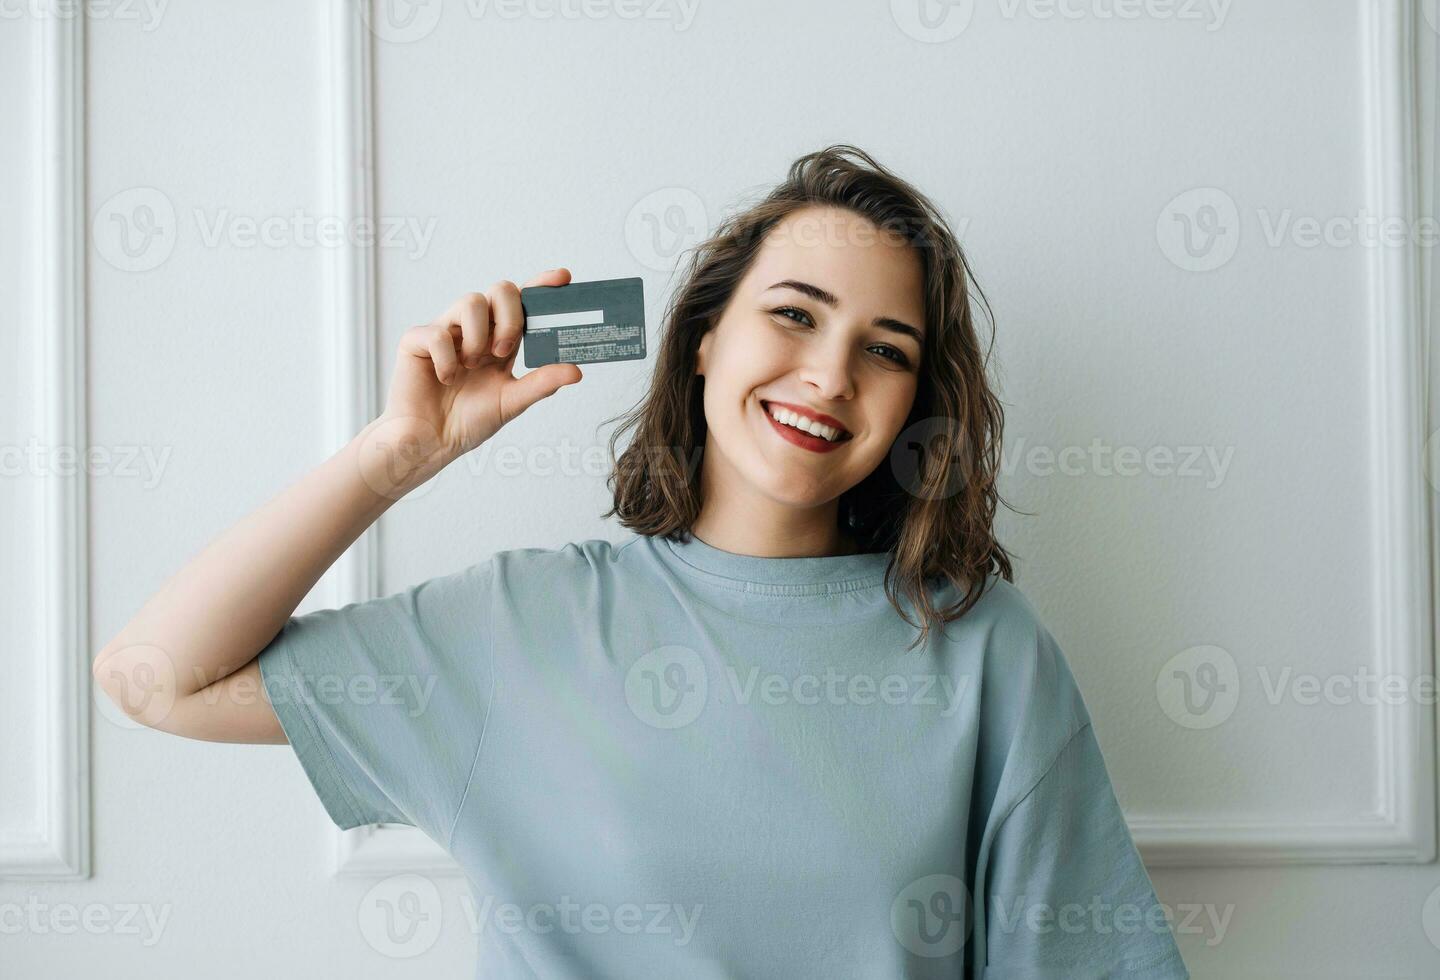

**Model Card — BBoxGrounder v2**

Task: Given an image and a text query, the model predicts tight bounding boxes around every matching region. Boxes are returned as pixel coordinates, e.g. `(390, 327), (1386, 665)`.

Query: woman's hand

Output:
(364, 269), (584, 495)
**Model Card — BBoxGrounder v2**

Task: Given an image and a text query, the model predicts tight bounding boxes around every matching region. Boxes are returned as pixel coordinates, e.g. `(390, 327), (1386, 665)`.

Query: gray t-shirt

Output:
(257, 531), (1189, 978)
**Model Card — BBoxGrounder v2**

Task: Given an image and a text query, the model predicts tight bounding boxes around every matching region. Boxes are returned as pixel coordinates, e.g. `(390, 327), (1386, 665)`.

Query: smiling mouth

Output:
(759, 400), (853, 444)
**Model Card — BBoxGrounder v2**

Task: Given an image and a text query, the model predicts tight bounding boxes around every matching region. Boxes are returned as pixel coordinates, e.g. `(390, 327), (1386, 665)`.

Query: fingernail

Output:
(496, 339), (514, 356)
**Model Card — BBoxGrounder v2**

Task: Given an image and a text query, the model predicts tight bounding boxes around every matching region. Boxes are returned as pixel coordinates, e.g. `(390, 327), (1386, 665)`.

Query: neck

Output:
(691, 444), (858, 558)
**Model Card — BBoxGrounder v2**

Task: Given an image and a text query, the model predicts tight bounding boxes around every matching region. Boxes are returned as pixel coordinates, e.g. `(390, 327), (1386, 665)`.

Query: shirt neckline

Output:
(654, 529), (890, 595)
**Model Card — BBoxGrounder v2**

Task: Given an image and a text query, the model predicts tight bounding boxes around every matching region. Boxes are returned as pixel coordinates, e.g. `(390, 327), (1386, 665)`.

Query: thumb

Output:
(501, 363), (583, 418)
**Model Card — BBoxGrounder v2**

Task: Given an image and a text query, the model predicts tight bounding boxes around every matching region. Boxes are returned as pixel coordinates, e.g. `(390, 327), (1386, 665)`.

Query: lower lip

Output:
(760, 401), (850, 454)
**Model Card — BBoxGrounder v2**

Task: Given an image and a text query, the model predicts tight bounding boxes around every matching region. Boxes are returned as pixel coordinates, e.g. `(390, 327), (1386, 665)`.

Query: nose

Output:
(798, 337), (855, 402)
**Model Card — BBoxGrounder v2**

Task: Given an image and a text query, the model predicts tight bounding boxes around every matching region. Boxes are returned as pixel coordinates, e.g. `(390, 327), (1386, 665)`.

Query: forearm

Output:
(93, 415), (438, 714)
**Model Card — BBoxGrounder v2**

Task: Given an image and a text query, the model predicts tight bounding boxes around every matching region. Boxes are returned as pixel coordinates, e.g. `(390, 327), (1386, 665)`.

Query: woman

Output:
(94, 145), (1188, 978)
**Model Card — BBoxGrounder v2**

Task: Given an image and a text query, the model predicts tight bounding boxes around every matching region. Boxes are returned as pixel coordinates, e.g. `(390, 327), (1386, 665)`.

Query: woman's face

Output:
(695, 205), (926, 523)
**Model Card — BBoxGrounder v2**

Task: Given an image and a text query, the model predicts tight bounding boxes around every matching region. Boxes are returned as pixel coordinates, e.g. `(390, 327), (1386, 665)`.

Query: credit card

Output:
(520, 276), (647, 367)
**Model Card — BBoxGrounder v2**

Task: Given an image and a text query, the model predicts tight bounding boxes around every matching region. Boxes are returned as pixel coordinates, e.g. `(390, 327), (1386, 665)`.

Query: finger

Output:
(500, 362), (583, 421)
(487, 280), (524, 360)
(426, 323), (462, 385)
(521, 267), (571, 289)
(451, 293), (490, 369)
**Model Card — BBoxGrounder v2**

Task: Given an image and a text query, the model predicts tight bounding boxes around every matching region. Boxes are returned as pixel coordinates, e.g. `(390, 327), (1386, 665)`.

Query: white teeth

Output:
(765, 403), (844, 442)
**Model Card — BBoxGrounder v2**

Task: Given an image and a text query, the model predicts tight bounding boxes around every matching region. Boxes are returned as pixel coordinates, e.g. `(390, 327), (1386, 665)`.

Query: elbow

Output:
(90, 642), (178, 728)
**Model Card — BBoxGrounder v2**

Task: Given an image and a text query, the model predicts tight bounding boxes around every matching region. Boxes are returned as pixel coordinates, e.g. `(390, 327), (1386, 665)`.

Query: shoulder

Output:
(482, 537), (646, 603)
(943, 574), (1094, 760)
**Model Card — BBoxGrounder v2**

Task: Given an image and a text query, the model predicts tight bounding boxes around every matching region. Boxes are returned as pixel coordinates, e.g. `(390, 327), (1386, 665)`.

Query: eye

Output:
(770, 306), (913, 369)
(870, 345), (910, 367)
(771, 305), (813, 326)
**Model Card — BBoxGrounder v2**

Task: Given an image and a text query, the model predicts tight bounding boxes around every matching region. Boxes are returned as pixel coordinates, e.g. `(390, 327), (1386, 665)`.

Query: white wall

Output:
(3, 1), (1439, 976)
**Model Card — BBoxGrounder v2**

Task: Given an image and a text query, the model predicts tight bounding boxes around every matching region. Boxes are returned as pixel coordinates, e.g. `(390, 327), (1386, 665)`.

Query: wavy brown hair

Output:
(600, 144), (1017, 651)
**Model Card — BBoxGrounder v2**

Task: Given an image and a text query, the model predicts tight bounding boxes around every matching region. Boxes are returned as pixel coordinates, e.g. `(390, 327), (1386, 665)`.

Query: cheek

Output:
(712, 329), (788, 392)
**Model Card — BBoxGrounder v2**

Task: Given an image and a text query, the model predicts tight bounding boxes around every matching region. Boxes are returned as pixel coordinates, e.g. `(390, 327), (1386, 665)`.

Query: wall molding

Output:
(318, 0), (1435, 872)
(1129, 0), (1436, 867)
(322, 0), (463, 877)
(0, 13), (90, 880)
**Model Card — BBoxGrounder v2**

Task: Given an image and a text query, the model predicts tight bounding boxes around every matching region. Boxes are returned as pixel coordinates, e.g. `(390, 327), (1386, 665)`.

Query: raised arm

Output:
(92, 273), (583, 743)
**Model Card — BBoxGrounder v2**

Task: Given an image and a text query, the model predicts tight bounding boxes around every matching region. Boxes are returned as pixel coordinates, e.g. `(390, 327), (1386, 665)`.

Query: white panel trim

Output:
(319, 0), (1435, 872)
(1130, 0), (1436, 866)
(0, 13), (90, 880)
(322, 0), (463, 877)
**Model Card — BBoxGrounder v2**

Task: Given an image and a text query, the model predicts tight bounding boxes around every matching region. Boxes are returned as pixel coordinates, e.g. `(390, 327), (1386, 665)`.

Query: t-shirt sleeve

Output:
(256, 558), (496, 845)
(979, 721), (1189, 979)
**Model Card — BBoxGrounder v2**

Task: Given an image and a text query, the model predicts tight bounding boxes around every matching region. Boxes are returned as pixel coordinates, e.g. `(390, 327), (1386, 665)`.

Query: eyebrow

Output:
(763, 279), (924, 348)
